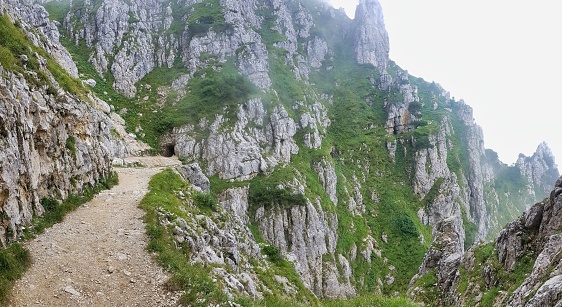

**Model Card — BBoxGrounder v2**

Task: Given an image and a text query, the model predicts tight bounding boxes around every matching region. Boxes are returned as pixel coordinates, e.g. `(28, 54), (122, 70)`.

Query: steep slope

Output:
(436, 175), (562, 306)
(0, 1), (146, 246)
(22, 0), (559, 303)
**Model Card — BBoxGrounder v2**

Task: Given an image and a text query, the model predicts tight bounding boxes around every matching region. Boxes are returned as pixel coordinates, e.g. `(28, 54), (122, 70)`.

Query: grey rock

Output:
(83, 78), (97, 87)
(353, 0), (389, 72)
(0, 63), (126, 246)
(255, 198), (351, 298)
(63, 285), (81, 297)
(177, 163), (210, 193)
(218, 187), (250, 223)
(516, 142), (560, 201)
(314, 158), (338, 205)
(171, 100), (299, 180)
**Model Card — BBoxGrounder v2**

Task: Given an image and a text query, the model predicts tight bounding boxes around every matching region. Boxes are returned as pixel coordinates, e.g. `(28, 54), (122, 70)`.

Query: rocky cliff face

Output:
(21, 0), (560, 303)
(354, 0), (389, 72)
(516, 142), (559, 200)
(438, 176), (562, 306)
(0, 1), (146, 246)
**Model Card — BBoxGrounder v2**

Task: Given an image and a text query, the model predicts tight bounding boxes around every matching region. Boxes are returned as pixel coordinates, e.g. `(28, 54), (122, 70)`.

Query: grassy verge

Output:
(322, 294), (419, 307)
(139, 169), (226, 306)
(0, 243), (31, 305)
(0, 171), (118, 304)
(27, 172), (119, 237)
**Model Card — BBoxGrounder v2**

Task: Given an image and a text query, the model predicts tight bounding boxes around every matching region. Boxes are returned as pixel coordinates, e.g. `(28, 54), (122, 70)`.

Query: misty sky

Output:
(329, 0), (562, 165)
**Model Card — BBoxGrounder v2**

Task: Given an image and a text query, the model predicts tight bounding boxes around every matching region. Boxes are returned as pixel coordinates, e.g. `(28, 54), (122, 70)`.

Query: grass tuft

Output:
(0, 243), (31, 305)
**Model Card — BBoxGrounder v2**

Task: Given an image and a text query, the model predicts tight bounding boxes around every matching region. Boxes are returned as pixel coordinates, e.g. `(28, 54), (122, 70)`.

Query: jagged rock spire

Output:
(353, 0), (390, 72)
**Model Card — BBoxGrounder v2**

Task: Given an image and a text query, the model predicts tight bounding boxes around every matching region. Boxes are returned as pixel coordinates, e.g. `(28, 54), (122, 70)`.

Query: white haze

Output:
(330, 0), (562, 165)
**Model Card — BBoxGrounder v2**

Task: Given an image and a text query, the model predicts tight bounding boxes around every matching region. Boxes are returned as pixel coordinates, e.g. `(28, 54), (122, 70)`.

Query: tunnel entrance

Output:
(162, 143), (176, 157)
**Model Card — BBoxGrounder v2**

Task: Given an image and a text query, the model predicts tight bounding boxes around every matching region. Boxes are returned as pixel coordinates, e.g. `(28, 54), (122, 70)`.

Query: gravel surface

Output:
(9, 157), (181, 306)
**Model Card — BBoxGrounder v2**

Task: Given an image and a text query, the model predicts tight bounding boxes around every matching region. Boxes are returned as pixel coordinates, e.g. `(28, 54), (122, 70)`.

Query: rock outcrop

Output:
(255, 200), (354, 298)
(441, 175), (562, 306)
(516, 142), (559, 200)
(353, 0), (389, 72)
(0, 1), (144, 246)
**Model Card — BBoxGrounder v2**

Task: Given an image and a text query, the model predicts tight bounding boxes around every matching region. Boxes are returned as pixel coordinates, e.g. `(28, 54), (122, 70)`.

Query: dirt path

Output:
(9, 157), (181, 306)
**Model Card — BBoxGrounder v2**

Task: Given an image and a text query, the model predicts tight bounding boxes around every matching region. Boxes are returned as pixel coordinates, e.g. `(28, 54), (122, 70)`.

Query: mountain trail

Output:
(9, 156), (182, 306)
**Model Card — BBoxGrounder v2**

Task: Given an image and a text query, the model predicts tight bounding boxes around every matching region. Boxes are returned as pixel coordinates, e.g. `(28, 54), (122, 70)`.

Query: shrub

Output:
(262, 245), (282, 263)
(249, 181), (307, 210)
(408, 101), (422, 114)
(395, 214), (419, 237)
(65, 135), (76, 159)
(40, 197), (58, 212)
(193, 192), (217, 211)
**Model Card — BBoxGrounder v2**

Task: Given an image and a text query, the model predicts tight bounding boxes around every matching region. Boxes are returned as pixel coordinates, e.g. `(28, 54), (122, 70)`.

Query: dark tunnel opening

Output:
(162, 144), (175, 157)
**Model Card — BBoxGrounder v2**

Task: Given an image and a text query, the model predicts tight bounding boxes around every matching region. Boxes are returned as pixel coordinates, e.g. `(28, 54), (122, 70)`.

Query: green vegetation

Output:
(42, 1), (71, 23)
(156, 63), (256, 133)
(140, 170), (225, 306)
(187, 0), (231, 38)
(411, 270), (439, 303)
(461, 206), (478, 249)
(65, 135), (77, 159)
(248, 176), (307, 211)
(322, 295), (418, 307)
(0, 14), (88, 99)
(0, 243), (31, 305)
(456, 242), (536, 305)
(422, 178), (444, 207)
(29, 172), (118, 237)
(193, 191), (217, 212)
(262, 245), (282, 263)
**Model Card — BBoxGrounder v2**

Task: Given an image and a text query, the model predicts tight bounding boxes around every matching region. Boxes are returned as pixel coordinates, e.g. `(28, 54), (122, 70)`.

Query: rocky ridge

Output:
(437, 175), (562, 306)
(4, 0), (559, 304)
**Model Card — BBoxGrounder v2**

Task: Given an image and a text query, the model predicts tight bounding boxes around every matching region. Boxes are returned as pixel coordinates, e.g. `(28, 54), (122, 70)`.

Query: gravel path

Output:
(9, 157), (181, 306)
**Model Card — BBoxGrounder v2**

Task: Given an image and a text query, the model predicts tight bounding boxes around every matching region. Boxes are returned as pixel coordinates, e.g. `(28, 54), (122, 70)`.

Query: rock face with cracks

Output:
(0, 1), (144, 246)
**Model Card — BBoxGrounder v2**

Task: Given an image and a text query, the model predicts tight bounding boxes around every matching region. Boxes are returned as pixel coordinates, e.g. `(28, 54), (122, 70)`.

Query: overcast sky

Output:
(329, 0), (562, 165)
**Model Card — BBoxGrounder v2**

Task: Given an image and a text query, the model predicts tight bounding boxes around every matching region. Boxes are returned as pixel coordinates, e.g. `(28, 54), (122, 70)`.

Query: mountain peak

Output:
(353, 0), (389, 71)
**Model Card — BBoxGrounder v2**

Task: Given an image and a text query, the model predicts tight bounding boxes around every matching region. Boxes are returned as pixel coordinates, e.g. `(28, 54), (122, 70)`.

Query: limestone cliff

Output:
(438, 175), (562, 306)
(0, 1), (144, 246)
(17, 0), (559, 303)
